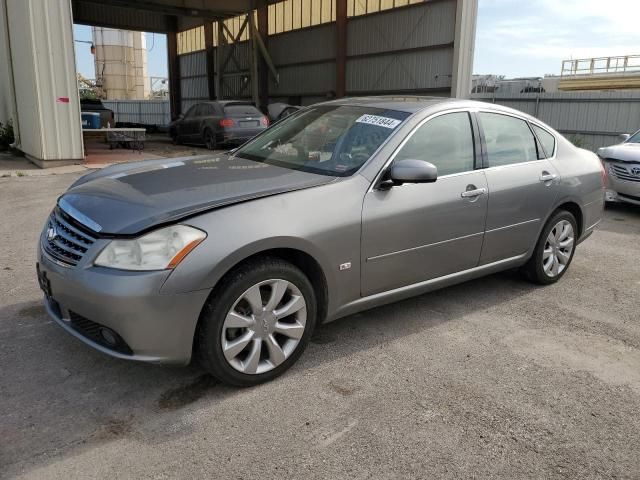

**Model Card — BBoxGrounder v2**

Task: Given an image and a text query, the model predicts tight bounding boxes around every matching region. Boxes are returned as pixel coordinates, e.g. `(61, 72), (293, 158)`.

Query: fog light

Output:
(99, 327), (117, 346)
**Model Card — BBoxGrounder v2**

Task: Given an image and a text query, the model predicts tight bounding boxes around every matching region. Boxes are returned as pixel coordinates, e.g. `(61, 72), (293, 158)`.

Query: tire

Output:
(203, 129), (217, 150)
(523, 210), (578, 285)
(197, 257), (317, 387)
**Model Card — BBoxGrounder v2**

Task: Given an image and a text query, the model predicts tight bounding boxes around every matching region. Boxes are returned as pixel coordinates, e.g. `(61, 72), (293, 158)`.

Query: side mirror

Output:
(619, 133), (630, 143)
(380, 159), (438, 189)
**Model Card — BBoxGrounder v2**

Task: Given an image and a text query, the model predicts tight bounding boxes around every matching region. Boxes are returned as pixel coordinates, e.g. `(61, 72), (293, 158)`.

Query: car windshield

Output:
(234, 105), (410, 176)
(627, 130), (640, 143)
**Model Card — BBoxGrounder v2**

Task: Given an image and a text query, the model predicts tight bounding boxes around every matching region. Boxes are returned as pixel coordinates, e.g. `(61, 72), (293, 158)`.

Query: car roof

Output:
(317, 95), (540, 121)
(320, 96), (452, 113)
(198, 100), (254, 106)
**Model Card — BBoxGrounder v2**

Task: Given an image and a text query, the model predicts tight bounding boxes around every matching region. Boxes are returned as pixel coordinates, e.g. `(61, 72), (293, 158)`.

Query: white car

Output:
(598, 130), (640, 205)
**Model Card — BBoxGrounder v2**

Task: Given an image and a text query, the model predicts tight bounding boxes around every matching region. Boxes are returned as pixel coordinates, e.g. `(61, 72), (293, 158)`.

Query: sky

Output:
(73, 0), (640, 81)
(473, 0), (640, 77)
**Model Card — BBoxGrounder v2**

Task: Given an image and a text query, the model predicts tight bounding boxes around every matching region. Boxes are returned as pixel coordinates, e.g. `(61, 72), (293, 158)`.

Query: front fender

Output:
(159, 177), (368, 318)
(162, 234), (335, 297)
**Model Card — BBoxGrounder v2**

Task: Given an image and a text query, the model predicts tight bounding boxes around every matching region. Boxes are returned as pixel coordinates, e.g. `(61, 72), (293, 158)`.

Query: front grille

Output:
(69, 311), (133, 355)
(42, 209), (96, 266)
(619, 192), (640, 202)
(609, 162), (640, 183)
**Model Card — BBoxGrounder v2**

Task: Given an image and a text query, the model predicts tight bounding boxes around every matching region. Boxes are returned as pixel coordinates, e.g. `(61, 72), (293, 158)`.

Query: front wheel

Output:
(196, 258), (317, 386)
(523, 210), (578, 285)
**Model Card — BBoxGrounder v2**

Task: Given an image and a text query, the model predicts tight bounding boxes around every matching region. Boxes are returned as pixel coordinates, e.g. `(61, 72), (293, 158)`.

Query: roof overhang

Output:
(71, 0), (279, 33)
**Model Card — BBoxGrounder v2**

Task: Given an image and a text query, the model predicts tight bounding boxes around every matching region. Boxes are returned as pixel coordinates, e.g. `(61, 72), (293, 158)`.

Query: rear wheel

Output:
(523, 210), (577, 285)
(203, 129), (217, 150)
(197, 258), (316, 386)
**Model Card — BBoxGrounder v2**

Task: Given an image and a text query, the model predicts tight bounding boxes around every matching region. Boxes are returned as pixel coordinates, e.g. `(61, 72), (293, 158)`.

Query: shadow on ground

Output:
(0, 268), (532, 473)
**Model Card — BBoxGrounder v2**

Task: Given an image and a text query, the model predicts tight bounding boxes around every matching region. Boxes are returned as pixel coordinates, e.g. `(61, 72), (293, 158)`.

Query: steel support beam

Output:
(256, 0), (269, 111)
(248, 10), (260, 107)
(204, 21), (216, 100)
(216, 21), (224, 99)
(335, 0), (347, 98)
(167, 30), (181, 117)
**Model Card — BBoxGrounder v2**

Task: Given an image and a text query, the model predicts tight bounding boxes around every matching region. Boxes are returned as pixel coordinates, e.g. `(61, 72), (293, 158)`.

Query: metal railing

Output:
(561, 55), (640, 77)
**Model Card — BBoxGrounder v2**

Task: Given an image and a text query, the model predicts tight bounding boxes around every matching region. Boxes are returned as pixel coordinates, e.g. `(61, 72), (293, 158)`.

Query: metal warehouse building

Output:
(0, 0), (477, 167)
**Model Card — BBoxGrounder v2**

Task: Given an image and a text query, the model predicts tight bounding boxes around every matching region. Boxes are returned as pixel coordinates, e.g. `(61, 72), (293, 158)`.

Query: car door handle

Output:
(539, 172), (557, 182)
(460, 187), (487, 198)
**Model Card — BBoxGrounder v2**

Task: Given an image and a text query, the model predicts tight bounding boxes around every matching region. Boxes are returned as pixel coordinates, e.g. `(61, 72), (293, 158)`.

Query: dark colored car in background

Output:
(267, 102), (300, 123)
(80, 99), (114, 128)
(169, 100), (269, 149)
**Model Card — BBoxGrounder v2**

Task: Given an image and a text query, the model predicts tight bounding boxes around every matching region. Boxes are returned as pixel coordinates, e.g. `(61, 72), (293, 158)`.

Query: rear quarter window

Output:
(532, 124), (556, 158)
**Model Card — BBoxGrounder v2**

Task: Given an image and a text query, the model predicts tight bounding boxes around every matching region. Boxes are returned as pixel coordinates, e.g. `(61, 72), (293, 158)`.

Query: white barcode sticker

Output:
(355, 114), (402, 129)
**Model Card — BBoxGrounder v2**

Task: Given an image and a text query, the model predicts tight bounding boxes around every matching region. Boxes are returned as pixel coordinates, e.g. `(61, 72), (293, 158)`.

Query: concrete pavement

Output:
(1, 172), (639, 479)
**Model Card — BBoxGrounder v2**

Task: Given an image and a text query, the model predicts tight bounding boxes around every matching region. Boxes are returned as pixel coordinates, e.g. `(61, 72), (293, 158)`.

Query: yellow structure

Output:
(558, 55), (640, 91)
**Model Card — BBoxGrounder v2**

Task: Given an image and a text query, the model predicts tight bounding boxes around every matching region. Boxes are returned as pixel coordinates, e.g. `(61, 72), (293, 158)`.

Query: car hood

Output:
(59, 154), (335, 235)
(597, 142), (640, 162)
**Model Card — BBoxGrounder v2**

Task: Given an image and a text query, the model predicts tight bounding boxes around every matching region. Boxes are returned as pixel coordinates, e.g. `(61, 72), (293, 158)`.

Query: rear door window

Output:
(479, 112), (539, 167)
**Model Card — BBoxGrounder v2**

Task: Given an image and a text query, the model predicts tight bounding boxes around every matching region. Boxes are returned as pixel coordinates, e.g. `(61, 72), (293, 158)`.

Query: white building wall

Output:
(0, 1), (16, 129)
(451, 0), (478, 98)
(5, 0), (83, 165)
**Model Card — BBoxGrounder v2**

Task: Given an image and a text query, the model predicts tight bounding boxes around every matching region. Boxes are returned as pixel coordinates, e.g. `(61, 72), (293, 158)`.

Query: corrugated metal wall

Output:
(471, 91), (640, 151)
(179, 51), (209, 112)
(346, 0), (455, 94)
(175, 0), (459, 107)
(102, 100), (171, 127)
(269, 23), (336, 102)
(218, 40), (254, 99)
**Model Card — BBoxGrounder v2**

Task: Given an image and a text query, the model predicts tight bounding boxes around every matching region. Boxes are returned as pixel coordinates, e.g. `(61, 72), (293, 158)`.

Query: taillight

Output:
(261, 116), (269, 126)
(599, 158), (608, 187)
(219, 118), (235, 128)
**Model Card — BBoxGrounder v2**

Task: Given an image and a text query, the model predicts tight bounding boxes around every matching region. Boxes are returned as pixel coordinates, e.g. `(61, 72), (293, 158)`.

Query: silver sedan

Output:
(37, 97), (605, 386)
(598, 129), (640, 205)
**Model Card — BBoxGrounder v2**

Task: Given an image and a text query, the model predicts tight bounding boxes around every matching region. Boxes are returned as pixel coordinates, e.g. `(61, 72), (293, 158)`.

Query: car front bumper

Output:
(605, 161), (640, 205)
(605, 188), (640, 205)
(37, 248), (211, 365)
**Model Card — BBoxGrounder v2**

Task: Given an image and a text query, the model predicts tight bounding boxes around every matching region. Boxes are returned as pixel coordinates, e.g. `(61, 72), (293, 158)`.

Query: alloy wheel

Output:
(542, 219), (575, 277)
(221, 279), (307, 374)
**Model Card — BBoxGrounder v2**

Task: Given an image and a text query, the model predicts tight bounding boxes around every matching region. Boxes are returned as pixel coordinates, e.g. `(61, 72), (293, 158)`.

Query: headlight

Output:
(94, 225), (206, 271)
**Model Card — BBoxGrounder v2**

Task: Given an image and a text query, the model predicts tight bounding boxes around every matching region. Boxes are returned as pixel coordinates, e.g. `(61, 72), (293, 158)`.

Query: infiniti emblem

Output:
(46, 224), (57, 241)
(631, 167), (640, 176)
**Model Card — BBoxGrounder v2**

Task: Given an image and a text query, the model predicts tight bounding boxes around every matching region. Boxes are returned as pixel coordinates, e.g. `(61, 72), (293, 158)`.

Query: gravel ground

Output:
(1, 173), (639, 479)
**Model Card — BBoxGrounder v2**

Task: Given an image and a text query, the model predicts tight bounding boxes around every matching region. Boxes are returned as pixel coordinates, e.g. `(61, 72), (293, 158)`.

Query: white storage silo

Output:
(92, 27), (149, 100)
